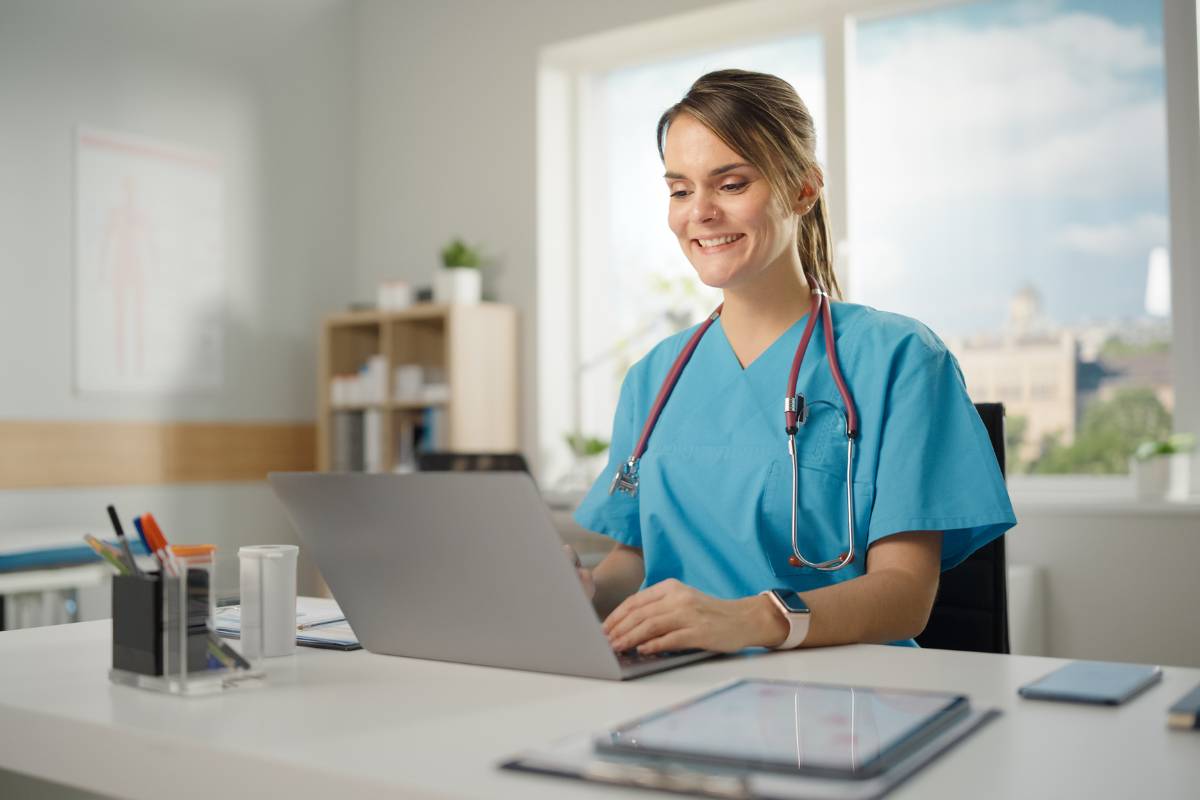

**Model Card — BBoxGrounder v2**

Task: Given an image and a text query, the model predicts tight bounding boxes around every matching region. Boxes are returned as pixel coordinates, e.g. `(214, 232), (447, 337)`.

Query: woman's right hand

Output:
(562, 544), (596, 600)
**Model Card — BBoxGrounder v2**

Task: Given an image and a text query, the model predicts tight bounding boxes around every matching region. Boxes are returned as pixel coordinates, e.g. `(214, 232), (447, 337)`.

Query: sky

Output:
(593, 0), (1169, 355)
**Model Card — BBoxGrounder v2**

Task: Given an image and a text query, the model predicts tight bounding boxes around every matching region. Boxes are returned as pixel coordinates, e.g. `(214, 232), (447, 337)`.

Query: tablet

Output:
(1018, 661), (1162, 705)
(594, 678), (970, 780)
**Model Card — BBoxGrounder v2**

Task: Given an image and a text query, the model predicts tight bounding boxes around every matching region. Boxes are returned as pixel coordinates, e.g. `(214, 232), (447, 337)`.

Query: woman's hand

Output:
(602, 578), (787, 654)
(562, 545), (596, 601)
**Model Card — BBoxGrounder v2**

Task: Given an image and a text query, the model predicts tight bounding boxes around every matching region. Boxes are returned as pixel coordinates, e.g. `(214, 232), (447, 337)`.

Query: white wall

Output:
(0, 0), (358, 598)
(354, 0), (732, 470)
(1008, 501), (1200, 668)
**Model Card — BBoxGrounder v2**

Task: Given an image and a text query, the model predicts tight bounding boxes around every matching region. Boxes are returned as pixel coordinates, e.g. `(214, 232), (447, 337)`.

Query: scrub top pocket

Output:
(760, 457), (875, 587)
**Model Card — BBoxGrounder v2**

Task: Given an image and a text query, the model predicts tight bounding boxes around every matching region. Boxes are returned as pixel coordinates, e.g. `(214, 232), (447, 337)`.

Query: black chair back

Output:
(416, 452), (530, 474)
(913, 402), (1011, 654)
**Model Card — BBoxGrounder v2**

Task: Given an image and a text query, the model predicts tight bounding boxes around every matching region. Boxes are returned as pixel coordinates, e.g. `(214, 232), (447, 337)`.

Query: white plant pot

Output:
(434, 268), (481, 305)
(1167, 452), (1192, 501)
(1131, 456), (1170, 501)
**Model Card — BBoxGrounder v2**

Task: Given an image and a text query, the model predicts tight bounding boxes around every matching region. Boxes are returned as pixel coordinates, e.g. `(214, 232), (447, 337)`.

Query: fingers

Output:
(576, 566), (596, 601)
(602, 578), (680, 636)
(609, 609), (686, 653)
(637, 628), (697, 655)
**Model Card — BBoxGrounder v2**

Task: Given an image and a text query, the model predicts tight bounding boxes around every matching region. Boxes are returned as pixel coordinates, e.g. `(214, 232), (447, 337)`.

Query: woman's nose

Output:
(689, 193), (720, 223)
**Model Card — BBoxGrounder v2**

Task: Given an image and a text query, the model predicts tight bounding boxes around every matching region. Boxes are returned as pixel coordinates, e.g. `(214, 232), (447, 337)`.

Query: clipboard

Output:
(502, 696), (999, 800)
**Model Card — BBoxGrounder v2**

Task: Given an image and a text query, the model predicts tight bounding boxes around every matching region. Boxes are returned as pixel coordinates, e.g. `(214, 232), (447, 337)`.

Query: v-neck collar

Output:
(714, 311), (812, 373)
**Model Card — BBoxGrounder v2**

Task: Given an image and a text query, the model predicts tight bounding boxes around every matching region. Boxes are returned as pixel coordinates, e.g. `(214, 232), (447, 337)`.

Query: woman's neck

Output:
(719, 261), (813, 368)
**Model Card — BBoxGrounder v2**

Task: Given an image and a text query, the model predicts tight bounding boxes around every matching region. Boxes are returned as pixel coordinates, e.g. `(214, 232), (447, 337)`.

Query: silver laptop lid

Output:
(269, 471), (625, 680)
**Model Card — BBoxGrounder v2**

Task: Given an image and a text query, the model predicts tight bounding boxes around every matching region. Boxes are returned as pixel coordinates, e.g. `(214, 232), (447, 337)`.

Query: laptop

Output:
(268, 471), (717, 680)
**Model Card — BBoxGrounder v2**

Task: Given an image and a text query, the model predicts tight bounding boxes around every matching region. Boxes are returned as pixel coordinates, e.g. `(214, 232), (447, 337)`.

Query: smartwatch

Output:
(760, 588), (811, 650)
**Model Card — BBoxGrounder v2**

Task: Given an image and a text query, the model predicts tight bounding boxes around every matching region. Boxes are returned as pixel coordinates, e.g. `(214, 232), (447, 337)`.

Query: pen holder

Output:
(109, 545), (263, 696)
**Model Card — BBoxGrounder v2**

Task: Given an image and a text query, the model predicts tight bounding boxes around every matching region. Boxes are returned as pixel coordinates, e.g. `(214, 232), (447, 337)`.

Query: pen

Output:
(83, 534), (130, 575)
(132, 516), (152, 557)
(208, 632), (252, 670)
(106, 505), (140, 575)
(141, 514), (174, 575)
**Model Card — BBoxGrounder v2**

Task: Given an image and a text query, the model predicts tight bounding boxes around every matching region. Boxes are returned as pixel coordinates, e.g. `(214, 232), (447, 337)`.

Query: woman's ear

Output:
(794, 182), (819, 215)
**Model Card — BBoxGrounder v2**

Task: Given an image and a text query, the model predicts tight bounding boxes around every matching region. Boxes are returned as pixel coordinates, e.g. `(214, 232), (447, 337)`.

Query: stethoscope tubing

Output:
(611, 287), (859, 571)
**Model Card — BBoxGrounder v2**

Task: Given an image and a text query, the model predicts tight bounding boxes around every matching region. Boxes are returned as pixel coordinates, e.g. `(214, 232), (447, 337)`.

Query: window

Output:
(850, 0), (1171, 475)
(539, 0), (1198, 494)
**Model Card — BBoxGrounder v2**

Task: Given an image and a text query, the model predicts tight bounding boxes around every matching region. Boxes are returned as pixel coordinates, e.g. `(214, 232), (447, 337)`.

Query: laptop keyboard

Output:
(616, 648), (700, 667)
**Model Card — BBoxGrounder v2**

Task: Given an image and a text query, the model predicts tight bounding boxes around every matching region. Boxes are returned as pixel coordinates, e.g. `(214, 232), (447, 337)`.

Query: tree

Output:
(1005, 414), (1029, 473)
(1031, 388), (1171, 474)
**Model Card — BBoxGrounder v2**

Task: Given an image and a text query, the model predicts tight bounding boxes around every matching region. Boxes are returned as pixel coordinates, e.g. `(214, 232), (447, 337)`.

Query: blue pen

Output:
(132, 516), (152, 557)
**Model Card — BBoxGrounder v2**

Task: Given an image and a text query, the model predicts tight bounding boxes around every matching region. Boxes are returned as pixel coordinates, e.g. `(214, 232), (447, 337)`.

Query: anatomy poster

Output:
(75, 127), (224, 393)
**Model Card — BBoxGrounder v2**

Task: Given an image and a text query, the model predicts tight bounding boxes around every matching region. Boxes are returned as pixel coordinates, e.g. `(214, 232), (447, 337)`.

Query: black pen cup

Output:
(111, 570), (207, 677)
(109, 545), (262, 695)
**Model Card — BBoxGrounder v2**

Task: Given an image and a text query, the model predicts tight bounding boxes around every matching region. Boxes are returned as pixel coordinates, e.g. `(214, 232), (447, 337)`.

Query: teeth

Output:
(698, 234), (743, 248)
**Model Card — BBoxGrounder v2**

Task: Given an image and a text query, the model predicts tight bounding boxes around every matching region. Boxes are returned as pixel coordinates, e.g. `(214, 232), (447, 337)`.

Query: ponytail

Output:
(797, 192), (841, 299)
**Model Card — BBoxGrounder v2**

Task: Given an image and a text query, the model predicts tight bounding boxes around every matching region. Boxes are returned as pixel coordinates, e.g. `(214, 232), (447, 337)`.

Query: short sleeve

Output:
(866, 347), (1017, 571)
(572, 370), (643, 548)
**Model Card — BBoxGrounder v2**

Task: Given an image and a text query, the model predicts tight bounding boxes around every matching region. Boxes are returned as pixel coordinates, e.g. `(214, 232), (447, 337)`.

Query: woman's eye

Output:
(669, 190), (689, 198)
(721, 182), (748, 191)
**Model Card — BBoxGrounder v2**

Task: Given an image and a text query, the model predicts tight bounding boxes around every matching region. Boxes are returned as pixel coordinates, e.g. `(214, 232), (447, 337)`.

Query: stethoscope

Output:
(609, 288), (860, 571)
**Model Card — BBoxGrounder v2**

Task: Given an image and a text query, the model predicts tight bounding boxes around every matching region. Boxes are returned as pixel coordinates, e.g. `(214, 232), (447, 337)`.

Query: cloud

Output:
(850, 11), (1164, 206)
(1053, 212), (1168, 256)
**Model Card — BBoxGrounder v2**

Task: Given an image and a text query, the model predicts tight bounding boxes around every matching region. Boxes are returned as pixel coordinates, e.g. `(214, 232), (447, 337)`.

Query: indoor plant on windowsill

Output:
(435, 236), (483, 305)
(1131, 433), (1195, 501)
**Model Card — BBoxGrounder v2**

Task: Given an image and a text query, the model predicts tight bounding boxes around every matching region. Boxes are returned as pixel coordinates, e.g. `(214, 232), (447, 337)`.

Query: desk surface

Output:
(1, 620), (1197, 800)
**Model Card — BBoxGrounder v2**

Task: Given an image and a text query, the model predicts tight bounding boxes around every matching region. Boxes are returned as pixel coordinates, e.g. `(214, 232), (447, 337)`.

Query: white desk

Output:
(1, 620), (1197, 800)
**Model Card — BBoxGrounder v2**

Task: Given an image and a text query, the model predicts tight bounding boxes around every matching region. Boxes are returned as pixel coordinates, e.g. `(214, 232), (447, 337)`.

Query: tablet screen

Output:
(599, 679), (967, 778)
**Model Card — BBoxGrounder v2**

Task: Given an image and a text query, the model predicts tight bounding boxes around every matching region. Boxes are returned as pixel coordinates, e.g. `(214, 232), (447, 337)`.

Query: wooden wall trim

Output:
(0, 421), (315, 489)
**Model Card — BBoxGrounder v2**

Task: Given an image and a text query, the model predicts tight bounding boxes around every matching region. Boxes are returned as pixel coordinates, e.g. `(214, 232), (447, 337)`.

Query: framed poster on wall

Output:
(75, 127), (225, 393)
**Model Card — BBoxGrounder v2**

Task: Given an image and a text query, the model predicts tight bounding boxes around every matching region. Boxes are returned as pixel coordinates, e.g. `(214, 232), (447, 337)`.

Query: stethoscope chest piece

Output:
(610, 458), (640, 497)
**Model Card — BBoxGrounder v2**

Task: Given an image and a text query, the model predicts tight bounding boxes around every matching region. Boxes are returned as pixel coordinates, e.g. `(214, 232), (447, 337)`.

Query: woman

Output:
(572, 69), (1016, 655)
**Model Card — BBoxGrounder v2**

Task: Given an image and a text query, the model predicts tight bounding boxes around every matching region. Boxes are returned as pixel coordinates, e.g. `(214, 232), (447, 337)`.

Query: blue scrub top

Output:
(573, 301), (1017, 647)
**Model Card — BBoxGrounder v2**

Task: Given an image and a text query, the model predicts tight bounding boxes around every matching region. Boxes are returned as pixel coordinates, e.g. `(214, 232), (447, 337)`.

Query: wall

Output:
(353, 0), (732, 470)
(1008, 500), (1200, 668)
(0, 0), (357, 599)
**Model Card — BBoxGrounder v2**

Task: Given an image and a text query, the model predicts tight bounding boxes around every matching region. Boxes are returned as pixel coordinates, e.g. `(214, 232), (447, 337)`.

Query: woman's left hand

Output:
(602, 578), (785, 654)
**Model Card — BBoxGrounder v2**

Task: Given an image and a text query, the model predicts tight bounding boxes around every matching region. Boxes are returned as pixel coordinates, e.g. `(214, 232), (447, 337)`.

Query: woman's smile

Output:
(693, 233), (746, 253)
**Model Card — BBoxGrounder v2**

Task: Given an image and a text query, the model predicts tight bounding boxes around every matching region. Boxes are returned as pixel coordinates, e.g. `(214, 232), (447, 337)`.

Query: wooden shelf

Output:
(316, 303), (518, 472)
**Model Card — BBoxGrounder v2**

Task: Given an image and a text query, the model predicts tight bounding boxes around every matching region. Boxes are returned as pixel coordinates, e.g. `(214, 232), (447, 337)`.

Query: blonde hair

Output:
(656, 69), (840, 299)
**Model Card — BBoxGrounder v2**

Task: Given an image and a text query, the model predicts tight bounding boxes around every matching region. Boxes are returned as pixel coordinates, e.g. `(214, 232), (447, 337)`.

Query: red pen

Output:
(141, 514), (176, 576)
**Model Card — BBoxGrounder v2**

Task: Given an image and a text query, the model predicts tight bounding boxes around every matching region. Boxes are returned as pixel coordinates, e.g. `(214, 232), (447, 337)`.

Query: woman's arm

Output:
(790, 530), (942, 647)
(588, 543), (646, 619)
(604, 531), (942, 653)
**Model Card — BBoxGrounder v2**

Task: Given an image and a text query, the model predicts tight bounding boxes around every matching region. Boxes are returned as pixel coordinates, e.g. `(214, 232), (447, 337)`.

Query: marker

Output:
(142, 514), (179, 576)
(83, 534), (130, 575)
(106, 505), (140, 575)
(132, 516), (152, 556)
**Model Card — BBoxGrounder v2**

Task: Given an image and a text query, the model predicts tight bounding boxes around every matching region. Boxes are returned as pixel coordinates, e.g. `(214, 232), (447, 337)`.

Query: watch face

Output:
(773, 590), (809, 614)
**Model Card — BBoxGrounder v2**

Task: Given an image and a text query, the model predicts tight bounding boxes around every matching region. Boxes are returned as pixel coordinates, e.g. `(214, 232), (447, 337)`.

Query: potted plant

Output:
(435, 236), (483, 305)
(561, 432), (610, 491)
(1131, 433), (1195, 501)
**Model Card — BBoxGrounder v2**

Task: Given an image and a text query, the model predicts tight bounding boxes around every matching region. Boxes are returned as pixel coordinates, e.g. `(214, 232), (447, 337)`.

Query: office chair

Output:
(913, 402), (1011, 654)
(416, 452), (530, 473)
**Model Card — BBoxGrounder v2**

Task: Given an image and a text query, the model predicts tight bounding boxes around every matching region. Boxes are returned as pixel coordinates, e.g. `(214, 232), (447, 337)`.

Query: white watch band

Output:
(761, 590), (811, 650)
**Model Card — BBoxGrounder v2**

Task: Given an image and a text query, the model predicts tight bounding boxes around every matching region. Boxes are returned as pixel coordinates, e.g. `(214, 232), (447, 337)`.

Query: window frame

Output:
(537, 0), (1200, 500)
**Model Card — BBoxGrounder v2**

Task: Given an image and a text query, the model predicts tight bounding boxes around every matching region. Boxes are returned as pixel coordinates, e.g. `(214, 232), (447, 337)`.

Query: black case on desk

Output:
(112, 572), (208, 676)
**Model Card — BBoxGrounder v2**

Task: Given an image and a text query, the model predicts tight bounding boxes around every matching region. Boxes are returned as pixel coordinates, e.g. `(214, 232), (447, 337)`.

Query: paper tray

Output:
(501, 707), (1000, 800)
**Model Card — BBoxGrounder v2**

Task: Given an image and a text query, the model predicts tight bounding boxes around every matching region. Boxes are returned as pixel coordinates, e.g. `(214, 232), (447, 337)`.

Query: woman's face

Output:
(663, 113), (799, 291)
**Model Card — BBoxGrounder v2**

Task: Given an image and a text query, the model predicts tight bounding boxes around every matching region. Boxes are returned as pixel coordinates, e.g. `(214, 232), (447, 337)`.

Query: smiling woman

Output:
(569, 69), (1016, 657)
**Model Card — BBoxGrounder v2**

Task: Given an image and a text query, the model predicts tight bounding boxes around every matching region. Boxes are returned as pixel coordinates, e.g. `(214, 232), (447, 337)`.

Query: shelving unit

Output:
(316, 303), (519, 472)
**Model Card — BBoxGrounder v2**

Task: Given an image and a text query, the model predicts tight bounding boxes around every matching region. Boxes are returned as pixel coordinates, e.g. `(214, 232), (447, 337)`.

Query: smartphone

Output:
(1018, 660), (1162, 706)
